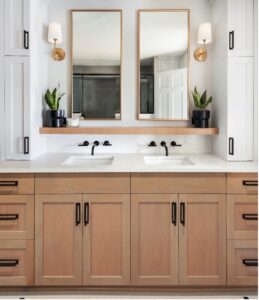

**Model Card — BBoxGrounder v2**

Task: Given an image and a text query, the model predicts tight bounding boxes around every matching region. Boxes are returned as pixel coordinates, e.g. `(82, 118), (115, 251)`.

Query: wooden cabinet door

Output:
(83, 194), (130, 285)
(5, 0), (30, 56)
(131, 194), (178, 286)
(35, 195), (83, 286)
(179, 194), (226, 285)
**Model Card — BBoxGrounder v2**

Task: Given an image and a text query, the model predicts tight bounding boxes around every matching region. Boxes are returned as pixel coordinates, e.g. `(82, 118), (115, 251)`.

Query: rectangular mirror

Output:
(71, 10), (122, 120)
(138, 10), (190, 121)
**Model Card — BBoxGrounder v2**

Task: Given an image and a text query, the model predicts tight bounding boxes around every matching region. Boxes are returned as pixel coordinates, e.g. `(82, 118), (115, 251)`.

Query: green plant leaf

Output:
(200, 90), (207, 106)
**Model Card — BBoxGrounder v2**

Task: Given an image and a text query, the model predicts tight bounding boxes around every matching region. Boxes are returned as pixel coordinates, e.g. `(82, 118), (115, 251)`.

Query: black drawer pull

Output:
(229, 30), (234, 50)
(75, 203), (81, 226)
(0, 181), (18, 187)
(243, 259), (258, 267)
(24, 30), (29, 49)
(171, 202), (177, 226)
(0, 259), (19, 267)
(243, 180), (258, 187)
(84, 202), (89, 226)
(24, 137), (30, 155)
(242, 214), (258, 221)
(229, 137), (234, 155)
(180, 202), (185, 226)
(0, 214), (19, 221)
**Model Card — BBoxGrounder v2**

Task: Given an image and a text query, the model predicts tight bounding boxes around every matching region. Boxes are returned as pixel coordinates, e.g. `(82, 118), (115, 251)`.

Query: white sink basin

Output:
(63, 156), (114, 167)
(144, 156), (194, 166)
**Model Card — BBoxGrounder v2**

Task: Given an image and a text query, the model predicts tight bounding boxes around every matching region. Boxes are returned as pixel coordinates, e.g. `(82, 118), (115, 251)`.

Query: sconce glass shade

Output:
(197, 23), (212, 45)
(48, 22), (63, 44)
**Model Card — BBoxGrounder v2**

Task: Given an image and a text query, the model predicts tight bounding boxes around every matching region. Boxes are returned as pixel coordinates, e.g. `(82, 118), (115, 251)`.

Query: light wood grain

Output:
(83, 194), (130, 286)
(227, 173), (258, 194)
(131, 173), (226, 194)
(0, 174), (34, 195)
(0, 195), (34, 240)
(35, 173), (130, 194)
(0, 240), (34, 286)
(227, 195), (257, 240)
(131, 194), (179, 286)
(35, 195), (83, 286)
(39, 127), (219, 135)
(227, 240), (257, 286)
(179, 194), (226, 285)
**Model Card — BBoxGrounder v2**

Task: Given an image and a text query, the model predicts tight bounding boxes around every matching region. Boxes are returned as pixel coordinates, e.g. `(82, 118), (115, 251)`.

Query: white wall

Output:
(45, 0), (213, 154)
(0, 0), (4, 159)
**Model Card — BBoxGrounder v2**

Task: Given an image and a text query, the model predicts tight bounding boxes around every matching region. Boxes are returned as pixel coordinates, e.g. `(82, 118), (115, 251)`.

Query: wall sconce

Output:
(48, 22), (66, 61)
(194, 23), (212, 62)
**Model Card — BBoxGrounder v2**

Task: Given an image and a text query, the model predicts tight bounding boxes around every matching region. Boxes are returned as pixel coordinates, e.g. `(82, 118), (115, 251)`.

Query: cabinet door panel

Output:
(5, 57), (30, 160)
(5, 0), (30, 56)
(179, 194), (226, 285)
(35, 195), (82, 286)
(83, 194), (130, 285)
(131, 194), (178, 286)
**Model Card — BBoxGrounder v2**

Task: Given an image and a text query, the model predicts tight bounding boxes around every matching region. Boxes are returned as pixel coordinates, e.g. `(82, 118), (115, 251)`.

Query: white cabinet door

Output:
(5, 0), (30, 56)
(5, 57), (30, 160)
(227, 57), (253, 161)
(228, 0), (254, 57)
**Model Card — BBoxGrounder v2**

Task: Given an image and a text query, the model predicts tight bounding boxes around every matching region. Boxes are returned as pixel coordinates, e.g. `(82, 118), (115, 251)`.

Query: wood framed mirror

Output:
(137, 9), (190, 121)
(71, 10), (122, 120)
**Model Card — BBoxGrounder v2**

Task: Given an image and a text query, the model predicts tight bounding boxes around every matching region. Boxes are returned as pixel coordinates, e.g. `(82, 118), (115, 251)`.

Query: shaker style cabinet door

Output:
(227, 57), (254, 161)
(5, 56), (30, 160)
(83, 194), (130, 286)
(228, 0), (254, 57)
(131, 194), (179, 286)
(5, 0), (30, 56)
(179, 194), (226, 285)
(35, 195), (83, 286)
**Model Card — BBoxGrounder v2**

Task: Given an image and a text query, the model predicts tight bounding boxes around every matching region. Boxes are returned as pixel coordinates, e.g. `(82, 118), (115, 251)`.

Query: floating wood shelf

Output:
(39, 127), (219, 135)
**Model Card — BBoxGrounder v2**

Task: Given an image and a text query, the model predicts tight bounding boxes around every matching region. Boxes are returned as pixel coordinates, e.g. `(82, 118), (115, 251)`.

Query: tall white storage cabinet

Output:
(212, 0), (255, 161)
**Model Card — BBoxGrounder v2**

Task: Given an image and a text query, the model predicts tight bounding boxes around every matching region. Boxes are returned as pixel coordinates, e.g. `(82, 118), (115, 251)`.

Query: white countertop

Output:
(0, 153), (257, 173)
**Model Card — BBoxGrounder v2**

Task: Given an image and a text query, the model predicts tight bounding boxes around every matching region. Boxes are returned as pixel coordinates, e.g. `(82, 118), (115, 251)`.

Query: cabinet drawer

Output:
(35, 173), (130, 194)
(227, 173), (258, 194)
(227, 195), (257, 240)
(0, 174), (34, 195)
(227, 240), (257, 286)
(0, 240), (34, 286)
(131, 173), (226, 194)
(0, 195), (34, 240)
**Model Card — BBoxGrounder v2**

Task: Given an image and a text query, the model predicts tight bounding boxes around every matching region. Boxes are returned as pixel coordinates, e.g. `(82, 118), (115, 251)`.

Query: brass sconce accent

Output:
(48, 22), (66, 61)
(52, 40), (66, 61)
(194, 23), (212, 62)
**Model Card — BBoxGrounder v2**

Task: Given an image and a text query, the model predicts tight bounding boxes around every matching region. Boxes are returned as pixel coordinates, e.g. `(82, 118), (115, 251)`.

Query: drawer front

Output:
(35, 173), (130, 194)
(227, 195), (257, 240)
(0, 174), (34, 195)
(0, 240), (34, 286)
(227, 173), (258, 194)
(131, 173), (226, 194)
(228, 240), (257, 286)
(0, 196), (34, 240)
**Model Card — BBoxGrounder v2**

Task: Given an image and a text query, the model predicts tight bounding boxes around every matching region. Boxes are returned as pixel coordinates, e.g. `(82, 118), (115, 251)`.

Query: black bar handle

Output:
(75, 203), (81, 226)
(242, 214), (258, 221)
(229, 31), (234, 50)
(243, 180), (258, 187)
(229, 137), (234, 155)
(0, 181), (18, 187)
(0, 259), (19, 267)
(243, 259), (258, 267)
(171, 202), (177, 226)
(84, 202), (89, 226)
(24, 30), (29, 49)
(24, 137), (29, 155)
(0, 214), (19, 221)
(180, 202), (185, 226)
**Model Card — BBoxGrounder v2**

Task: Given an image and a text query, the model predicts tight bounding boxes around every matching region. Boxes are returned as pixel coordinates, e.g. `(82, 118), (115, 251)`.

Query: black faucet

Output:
(78, 141), (89, 147)
(148, 141), (157, 147)
(91, 141), (100, 156)
(161, 141), (169, 156)
(171, 141), (182, 147)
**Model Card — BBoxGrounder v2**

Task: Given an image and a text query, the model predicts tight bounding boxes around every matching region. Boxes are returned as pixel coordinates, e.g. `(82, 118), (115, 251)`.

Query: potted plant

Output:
(192, 87), (212, 128)
(44, 84), (66, 128)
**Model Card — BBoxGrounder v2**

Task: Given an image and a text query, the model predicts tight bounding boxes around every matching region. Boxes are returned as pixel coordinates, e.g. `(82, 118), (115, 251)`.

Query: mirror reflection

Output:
(72, 11), (122, 120)
(138, 10), (189, 120)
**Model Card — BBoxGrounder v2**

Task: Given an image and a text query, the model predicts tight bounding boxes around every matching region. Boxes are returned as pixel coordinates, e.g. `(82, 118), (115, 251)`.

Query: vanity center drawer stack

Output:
(227, 173), (258, 286)
(0, 174), (34, 286)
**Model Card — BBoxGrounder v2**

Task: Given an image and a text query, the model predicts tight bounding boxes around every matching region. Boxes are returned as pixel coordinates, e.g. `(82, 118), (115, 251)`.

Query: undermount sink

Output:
(144, 155), (194, 166)
(62, 155), (114, 167)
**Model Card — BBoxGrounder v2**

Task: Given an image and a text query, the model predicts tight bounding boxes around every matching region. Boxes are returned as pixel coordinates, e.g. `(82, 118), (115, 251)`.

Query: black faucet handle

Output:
(171, 141), (182, 147)
(93, 141), (100, 146)
(79, 141), (89, 147)
(103, 141), (112, 146)
(161, 141), (167, 147)
(148, 141), (157, 147)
